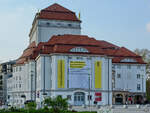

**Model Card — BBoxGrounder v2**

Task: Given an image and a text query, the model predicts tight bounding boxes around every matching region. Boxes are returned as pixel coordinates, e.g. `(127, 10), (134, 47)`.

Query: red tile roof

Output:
(16, 35), (145, 65)
(46, 35), (101, 46)
(113, 47), (138, 57)
(98, 40), (120, 49)
(38, 3), (80, 22)
(112, 57), (146, 64)
(16, 41), (36, 64)
(44, 3), (74, 13)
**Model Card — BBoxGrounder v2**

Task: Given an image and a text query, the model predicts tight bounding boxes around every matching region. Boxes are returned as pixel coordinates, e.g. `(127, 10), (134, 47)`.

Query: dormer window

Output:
(57, 23), (61, 26)
(46, 22), (50, 26)
(70, 47), (89, 53)
(68, 24), (72, 27)
(120, 58), (137, 63)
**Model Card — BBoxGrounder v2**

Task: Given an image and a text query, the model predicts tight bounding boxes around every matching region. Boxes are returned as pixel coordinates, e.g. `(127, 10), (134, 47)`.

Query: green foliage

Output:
(134, 48), (150, 78)
(44, 96), (68, 113)
(134, 49), (150, 101)
(146, 79), (150, 101)
(0, 97), (96, 113)
(26, 101), (36, 110)
(0, 108), (97, 113)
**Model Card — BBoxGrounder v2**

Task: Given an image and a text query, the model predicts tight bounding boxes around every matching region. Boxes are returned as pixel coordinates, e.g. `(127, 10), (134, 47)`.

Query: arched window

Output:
(121, 58), (137, 63)
(70, 47), (89, 53)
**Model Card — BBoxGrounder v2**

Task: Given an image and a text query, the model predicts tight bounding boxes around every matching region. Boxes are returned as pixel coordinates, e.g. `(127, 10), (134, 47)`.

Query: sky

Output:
(0, 0), (150, 62)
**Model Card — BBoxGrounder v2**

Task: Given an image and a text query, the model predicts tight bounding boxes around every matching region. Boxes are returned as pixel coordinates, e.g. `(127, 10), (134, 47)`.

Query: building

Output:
(112, 48), (146, 104)
(0, 60), (16, 105)
(7, 3), (146, 107)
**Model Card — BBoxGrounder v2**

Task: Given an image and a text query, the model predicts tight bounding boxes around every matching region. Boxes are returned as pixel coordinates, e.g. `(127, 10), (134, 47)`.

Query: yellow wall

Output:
(95, 61), (102, 89)
(57, 60), (65, 88)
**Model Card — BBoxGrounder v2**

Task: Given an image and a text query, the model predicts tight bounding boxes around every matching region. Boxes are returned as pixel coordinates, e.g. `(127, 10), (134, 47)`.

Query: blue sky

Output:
(0, 0), (150, 62)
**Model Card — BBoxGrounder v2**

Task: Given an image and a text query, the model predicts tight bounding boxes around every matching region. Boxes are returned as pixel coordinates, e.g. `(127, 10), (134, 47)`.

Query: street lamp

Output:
(30, 70), (34, 101)
(88, 73), (91, 111)
(141, 75), (144, 93)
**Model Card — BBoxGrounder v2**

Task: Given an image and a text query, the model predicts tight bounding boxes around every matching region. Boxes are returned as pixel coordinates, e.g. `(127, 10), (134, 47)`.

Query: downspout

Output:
(43, 56), (45, 94)
(108, 58), (110, 105)
(34, 61), (37, 102)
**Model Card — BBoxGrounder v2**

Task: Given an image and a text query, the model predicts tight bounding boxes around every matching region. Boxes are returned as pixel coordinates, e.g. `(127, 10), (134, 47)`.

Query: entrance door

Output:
(74, 92), (85, 106)
(115, 94), (123, 105)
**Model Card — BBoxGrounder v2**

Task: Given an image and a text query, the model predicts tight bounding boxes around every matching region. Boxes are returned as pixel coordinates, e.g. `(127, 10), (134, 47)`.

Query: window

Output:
(46, 22), (50, 26)
(137, 74), (140, 79)
(127, 65), (131, 69)
(16, 67), (18, 72)
(0, 81), (3, 85)
(67, 95), (72, 100)
(8, 95), (10, 99)
(16, 76), (18, 81)
(137, 65), (141, 69)
(88, 95), (92, 100)
(137, 84), (141, 90)
(76, 57), (83, 60)
(57, 23), (61, 26)
(121, 58), (137, 63)
(68, 24), (72, 27)
(19, 76), (21, 80)
(0, 76), (3, 79)
(112, 65), (115, 69)
(117, 74), (121, 78)
(117, 65), (121, 69)
(19, 67), (22, 71)
(70, 47), (89, 53)
(13, 68), (15, 72)
(19, 84), (21, 88)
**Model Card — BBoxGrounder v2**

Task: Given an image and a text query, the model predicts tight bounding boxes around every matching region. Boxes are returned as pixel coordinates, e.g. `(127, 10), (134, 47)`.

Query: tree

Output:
(134, 49), (150, 101)
(25, 101), (36, 110)
(146, 79), (150, 101)
(134, 48), (150, 78)
(43, 96), (68, 113)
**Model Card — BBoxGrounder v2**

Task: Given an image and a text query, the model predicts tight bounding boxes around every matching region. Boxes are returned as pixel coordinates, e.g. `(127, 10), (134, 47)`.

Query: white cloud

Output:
(146, 22), (150, 32)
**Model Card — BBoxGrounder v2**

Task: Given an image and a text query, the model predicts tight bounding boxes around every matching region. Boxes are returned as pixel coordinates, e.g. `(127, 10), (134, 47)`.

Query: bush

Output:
(44, 96), (68, 113)
(25, 101), (36, 110)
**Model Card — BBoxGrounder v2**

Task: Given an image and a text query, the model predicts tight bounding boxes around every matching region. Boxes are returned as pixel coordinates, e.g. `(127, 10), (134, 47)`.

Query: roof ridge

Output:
(42, 3), (74, 13)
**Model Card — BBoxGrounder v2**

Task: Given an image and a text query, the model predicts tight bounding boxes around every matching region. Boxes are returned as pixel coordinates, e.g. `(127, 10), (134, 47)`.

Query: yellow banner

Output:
(70, 61), (86, 68)
(57, 60), (65, 88)
(95, 61), (102, 89)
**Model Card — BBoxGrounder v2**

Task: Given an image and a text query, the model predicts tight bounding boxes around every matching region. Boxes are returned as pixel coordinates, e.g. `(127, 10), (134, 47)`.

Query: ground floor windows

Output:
(113, 92), (145, 105)
(137, 84), (141, 90)
(74, 92), (85, 106)
(115, 94), (123, 105)
(67, 95), (72, 100)
(87, 95), (92, 101)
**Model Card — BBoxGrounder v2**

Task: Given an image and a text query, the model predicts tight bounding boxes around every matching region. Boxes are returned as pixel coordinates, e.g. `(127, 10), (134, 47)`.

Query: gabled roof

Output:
(38, 3), (80, 22)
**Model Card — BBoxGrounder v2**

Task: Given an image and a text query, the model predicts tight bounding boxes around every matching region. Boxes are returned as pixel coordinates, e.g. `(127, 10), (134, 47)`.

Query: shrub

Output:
(25, 101), (36, 110)
(44, 96), (68, 113)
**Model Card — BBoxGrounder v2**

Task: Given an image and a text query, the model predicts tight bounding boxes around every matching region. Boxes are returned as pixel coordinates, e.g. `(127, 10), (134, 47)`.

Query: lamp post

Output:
(31, 74), (33, 101)
(88, 73), (91, 111)
(141, 74), (144, 103)
(141, 75), (144, 93)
